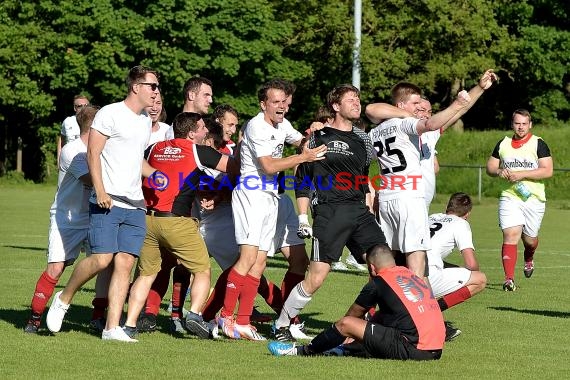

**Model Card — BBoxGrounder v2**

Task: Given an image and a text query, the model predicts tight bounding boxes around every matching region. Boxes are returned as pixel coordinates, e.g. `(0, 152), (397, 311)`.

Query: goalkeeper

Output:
(271, 84), (388, 342)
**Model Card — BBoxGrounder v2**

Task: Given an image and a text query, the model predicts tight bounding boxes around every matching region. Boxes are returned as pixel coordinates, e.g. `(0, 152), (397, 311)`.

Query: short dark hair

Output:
(257, 79), (289, 102)
(512, 108), (532, 123)
(183, 77), (212, 101)
(326, 84), (360, 117)
(445, 192), (473, 217)
(314, 105), (333, 123)
(204, 118), (225, 150)
(213, 104), (239, 121)
(73, 94), (89, 103)
(391, 82), (422, 105)
(126, 65), (160, 92)
(172, 112), (202, 139)
(76, 105), (100, 134)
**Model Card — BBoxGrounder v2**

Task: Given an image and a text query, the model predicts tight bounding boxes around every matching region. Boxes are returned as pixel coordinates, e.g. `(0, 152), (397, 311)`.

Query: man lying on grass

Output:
(268, 244), (445, 360)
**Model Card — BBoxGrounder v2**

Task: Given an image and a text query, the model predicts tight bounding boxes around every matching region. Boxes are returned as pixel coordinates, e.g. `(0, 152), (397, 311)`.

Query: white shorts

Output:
(232, 188), (278, 252)
(200, 202), (239, 271)
(498, 196), (545, 237)
(379, 197), (430, 253)
(47, 219), (90, 265)
(428, 266), (471, 298)
(267, 195), (305, 257)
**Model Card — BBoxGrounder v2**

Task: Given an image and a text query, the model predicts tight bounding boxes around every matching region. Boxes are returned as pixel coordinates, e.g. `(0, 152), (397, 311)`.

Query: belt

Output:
(146, 209), (182, 217)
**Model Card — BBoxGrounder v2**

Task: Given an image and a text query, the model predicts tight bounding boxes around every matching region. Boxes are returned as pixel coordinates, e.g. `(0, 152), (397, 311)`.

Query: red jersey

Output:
(143, 139), (223, 216)
(355, 266), (445, 350)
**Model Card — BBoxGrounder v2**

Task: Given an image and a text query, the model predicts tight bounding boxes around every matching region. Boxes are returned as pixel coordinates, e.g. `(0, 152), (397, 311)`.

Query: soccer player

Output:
(24, 105), (99, 333)
(268, 244), (445, 360)
(216, 79), (326, 341)
(46, 65), (163, 342)
(427, 192), (487, 338)
(122, 112), (238, 340)
(366, 69), (498, 278)
(272, 84), (388, 342)
(486, 109), (553, 291)
(57, 95), (90, 163)
(213, 104), (239, 154)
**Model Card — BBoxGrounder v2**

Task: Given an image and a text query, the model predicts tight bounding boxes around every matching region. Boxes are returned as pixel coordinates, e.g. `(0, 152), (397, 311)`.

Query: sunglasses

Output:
(138, 82), (161, 91)
(74, 104), (88, 109)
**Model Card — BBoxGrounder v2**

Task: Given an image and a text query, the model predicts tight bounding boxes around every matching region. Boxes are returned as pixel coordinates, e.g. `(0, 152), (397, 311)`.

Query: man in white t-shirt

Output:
(216, 79), (326, 341)
(57, 95), (90, 163)
(25, 105), (98, 334)
(427, 193), (487, 311)
(46, 65), (163, 342)
(366, 69), (498, 278)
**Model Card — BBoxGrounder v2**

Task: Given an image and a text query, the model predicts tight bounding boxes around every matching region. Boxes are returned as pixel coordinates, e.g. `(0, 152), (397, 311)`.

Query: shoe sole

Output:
(185, 320), (211, 339)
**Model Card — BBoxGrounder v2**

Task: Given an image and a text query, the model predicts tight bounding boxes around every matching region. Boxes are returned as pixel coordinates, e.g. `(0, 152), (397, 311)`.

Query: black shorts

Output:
(362, 322), (442, 361)
(311, 203), (386, 263)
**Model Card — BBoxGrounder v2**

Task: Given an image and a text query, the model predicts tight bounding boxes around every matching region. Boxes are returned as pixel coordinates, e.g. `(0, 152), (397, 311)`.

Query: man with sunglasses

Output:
(46, 65), (163, 342)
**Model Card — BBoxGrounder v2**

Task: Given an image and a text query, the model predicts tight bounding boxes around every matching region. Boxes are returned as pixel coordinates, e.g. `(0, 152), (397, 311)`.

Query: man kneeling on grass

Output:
(268, 244), (445, 360)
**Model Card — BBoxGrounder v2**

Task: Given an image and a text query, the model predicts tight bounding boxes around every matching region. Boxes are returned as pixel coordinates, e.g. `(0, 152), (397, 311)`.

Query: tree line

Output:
(1, 0), (569, 181)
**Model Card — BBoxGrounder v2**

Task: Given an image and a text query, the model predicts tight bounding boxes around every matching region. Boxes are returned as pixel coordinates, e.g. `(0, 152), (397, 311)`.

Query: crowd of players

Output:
(24, 65), (553, 361)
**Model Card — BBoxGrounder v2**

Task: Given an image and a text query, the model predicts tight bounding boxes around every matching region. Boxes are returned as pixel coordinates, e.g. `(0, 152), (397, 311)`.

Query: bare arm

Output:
(57, 135), (65, 164)
(297, 196), (310, 215)
(506, 157), (553, 182)
(345, 303), (368, 318)
(87, 129), (112, 208)
(258, 144), (326, 175)
(461, 248), (479, 271)
(486, 156), (512, 180)
(365, 103), (413, 124)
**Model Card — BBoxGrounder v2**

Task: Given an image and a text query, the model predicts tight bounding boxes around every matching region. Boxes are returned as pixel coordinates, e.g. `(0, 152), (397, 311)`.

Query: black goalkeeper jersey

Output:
(295, 126), (374, 205)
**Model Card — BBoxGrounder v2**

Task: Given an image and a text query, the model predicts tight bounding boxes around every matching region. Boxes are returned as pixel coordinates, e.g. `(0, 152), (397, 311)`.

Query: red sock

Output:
(502, 244), (518, 280)
(258, 276), (282, 313)
(202, 268), (231, 321)
(524, 239), (538, 262)
(236, 275), (260, 325)
(220, 268), (245, 318)
(30, 271), (58, 316)
(91, 297), (109, 320)
(440, 286), (472, 310)
(171, 265), (191, 318)
(281, 271), (305, 305)
(145, 290), (162, 316)
(145, 267), (172, 315)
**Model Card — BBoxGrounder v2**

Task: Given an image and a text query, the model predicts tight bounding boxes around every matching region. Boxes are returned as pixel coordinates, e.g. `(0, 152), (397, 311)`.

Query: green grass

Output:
(1, 185), (570, 379)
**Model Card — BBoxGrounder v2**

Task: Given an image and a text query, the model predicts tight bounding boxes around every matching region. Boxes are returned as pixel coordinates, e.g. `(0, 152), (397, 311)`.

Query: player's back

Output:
(427, 213), (474, 269)
(369, 117), (424, 200)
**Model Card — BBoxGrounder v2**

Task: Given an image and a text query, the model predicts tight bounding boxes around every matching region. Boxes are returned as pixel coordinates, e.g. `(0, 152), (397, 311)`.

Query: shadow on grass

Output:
(3, 245), (45, 252)
(1, 304), (97, 336)
(489, 306), (570, 318)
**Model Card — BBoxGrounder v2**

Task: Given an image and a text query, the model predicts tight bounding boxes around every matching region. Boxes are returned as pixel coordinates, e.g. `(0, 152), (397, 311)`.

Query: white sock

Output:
(275, 283), (312, 329)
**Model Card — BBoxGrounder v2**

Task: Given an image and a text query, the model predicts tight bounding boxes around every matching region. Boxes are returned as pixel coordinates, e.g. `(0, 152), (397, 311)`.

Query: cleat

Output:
(270, 323), (296, 342)
(217, 315), (241, 339)
(523, 261), (534, 278)
(268, 341), (298, 356)
(89, 317), (106, 333)
(24, 319), (40, 334)
(185, 312), (211, 339)
(169, 317), (186, 335)
(136, 313), (157, 333)
(122, 325), (138, 339)
(251, 306), (273, 323)
(208, 319), (221, 340)
(331, 261), (349, 271)
(503, 279), (517, 292)
(46, 291), (69, 333)
(345, 255), (367, 271)
(235, 323), (267, 341)
(444, 321), (462, 342)
(102, 326), (138, 342)
(289, 322), (312, 340)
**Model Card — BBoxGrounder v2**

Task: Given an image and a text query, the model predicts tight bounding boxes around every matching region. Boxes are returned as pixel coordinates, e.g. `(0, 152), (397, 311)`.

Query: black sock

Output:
(306, 323), (346, 354)
(438, 298), (449, 312)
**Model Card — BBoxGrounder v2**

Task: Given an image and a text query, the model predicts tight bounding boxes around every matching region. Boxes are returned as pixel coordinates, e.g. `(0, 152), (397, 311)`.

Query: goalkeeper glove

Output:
(297, 214), (313, 239)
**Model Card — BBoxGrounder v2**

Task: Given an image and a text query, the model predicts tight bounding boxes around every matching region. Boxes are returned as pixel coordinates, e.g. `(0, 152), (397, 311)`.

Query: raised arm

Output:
(365, 103), (413, 124)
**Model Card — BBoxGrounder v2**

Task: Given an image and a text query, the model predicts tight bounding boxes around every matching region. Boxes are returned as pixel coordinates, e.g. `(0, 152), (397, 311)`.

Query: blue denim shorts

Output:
(88, 203), (146, 256)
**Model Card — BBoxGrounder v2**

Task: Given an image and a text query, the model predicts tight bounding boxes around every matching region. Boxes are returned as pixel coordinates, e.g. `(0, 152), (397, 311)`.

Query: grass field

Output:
(1, 185), (569, 379)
